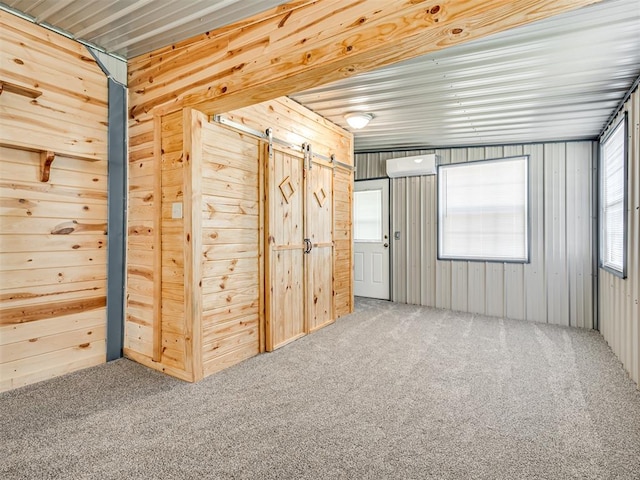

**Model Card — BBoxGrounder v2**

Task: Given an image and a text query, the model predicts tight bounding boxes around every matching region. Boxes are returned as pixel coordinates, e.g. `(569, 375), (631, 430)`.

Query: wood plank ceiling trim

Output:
(128, 0), (602, 119)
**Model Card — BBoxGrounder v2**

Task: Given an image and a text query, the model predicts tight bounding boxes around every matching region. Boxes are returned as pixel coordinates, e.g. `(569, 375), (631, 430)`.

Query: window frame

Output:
(437, 155), (530, 264)
(599, 113), (628, 279)
(353, 188), (383, 243)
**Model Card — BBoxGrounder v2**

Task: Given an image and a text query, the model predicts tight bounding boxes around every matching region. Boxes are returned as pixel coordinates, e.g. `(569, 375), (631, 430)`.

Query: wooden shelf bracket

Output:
(40, 151), (55, 182)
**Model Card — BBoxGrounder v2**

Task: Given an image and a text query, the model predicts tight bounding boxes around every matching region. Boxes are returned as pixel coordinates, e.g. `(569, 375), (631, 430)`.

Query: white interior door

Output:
(353, 179), (390, 299)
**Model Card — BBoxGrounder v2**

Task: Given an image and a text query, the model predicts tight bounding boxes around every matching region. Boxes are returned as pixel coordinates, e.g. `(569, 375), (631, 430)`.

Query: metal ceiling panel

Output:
(1, 0), (286, 58)
(292, 0), (640, 151)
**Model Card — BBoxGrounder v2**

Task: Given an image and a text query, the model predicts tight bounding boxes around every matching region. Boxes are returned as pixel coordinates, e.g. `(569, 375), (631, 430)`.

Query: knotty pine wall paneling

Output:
(198, 117), (262, 376)
(124, 110), (198, 381)
(0, 13), (109, 391)
(225, 97), (354, 320)
(124, 97), (352, 382)
(333, 166), (354, 318)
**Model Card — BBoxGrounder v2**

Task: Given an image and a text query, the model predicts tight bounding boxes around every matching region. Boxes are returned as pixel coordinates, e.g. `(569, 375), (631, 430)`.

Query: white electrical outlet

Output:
(171, 202), (183, 219)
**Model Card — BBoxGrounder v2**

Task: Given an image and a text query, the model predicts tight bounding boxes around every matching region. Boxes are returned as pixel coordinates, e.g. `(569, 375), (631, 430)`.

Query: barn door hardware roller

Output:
(266, 127), (273, 159)
(303, 238), (312, 254)
(305, 143), (312, 170)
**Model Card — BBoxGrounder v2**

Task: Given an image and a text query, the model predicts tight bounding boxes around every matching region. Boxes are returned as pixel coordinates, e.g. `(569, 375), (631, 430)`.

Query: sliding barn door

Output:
(306, 157), (334, 332)
(265, 144), (335, 350)
(265, 145), (306, 350)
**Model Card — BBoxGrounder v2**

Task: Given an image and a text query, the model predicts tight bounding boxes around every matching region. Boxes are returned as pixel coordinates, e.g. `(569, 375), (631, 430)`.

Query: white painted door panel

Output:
(354, 179), (389, 299)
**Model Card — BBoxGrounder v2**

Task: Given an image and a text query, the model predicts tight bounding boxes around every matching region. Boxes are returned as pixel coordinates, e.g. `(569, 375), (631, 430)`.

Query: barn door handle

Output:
(304, 238), (312, 254)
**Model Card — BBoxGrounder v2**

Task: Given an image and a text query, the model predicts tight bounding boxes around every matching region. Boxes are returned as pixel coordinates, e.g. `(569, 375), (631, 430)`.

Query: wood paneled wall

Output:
(0, 14), (108, 391)
(126, 110), (196, 381)
(0, 12), (108, 160)
(334, 167), (354, 318)
(160, 111), (188, 373)
(225, 97), (354, 319)
(218, 99), (353, 358)
(199, 116), (262, 376)
(125, 97), (353, 381)
(599, 86), (640, 387)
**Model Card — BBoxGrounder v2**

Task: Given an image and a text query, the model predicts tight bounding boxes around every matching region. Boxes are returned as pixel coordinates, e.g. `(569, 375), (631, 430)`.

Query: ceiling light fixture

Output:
(344, 112), (374, 129)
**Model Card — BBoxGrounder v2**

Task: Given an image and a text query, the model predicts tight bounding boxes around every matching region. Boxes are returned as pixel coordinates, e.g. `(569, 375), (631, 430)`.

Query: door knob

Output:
(383, 243), (389, 248)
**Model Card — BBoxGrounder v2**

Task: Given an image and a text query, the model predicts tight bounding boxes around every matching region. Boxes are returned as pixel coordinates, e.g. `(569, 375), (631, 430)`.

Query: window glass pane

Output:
(438, 156), (528, 262)
(600, 117), (626, 276)
(354, 189), (382, 242)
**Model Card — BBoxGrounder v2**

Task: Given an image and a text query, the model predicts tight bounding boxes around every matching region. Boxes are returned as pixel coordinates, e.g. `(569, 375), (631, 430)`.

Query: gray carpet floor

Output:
(2, 298), (640, 479)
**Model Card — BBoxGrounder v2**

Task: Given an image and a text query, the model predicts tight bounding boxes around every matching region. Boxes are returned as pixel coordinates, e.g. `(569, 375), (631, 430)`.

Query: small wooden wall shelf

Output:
(0, 80), (42, 99)
(25, 149), (101, 183)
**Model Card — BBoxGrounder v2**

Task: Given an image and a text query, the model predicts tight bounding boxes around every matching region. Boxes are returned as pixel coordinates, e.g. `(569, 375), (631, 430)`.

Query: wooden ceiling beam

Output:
(129, 0), (602, 119)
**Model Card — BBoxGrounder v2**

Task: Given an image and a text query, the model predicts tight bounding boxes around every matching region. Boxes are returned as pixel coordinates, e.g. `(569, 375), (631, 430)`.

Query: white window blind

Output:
(438, 156), (529, 262)
(600, 116), (627, 277)
(354, 189), (382, 242)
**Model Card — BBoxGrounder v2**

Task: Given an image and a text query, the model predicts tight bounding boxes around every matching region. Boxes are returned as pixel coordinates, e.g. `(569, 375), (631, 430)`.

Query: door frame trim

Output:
(354, 177), (392, 301)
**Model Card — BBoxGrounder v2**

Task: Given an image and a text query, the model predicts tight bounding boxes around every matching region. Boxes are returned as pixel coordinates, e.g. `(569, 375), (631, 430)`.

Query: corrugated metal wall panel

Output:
(434, 148), (452, 311)
(484, 146), (507, 318)
(422, 174), (437, 307)
(449, 149), (469, 313)
(355, 140), (595, 330)
(599, 86), (640, 386)
(467, 147), (486, 316)
(503, 145), (526, 321)
(406, 177), (422, 305)
(545, 143), (570, 326)
(391, 177), (406, 301)
(567, 142), (594, 329)
(524, 144), (547, 323)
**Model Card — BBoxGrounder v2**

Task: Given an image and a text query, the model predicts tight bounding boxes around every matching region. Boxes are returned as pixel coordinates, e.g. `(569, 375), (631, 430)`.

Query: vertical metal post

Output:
(106, 78), (127, 360)
(592, 141), (600, 331)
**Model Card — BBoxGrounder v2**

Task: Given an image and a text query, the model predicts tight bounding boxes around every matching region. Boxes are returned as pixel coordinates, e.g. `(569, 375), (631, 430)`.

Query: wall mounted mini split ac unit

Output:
(386, 154), (438, 178)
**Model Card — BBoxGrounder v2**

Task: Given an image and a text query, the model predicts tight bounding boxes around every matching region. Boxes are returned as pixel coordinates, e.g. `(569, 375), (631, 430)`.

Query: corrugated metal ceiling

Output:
(1, 0), (638, 151)
(293, 0), (640, 151)
(0, 0), (286, 59)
